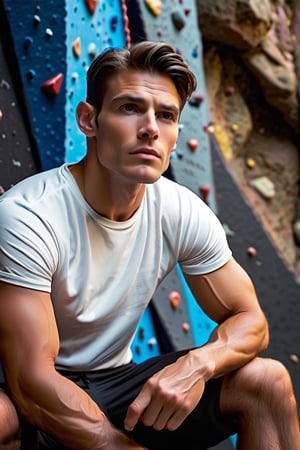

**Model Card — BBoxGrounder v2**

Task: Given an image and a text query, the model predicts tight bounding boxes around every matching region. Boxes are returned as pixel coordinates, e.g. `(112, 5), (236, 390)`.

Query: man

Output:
(0, 41), (299, 450)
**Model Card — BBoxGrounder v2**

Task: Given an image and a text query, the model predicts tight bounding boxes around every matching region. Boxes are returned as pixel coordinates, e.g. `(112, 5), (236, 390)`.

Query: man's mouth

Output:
(129, 147), (161, 160)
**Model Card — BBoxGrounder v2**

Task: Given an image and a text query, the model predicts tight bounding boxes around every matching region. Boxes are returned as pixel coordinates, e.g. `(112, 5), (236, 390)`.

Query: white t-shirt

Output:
(0, 165), (231, 371)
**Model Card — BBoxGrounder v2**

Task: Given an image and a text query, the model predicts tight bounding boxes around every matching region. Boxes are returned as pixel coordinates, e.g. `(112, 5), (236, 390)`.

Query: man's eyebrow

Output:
(111, 94), (180, 115)
(111, 94), (145, 104)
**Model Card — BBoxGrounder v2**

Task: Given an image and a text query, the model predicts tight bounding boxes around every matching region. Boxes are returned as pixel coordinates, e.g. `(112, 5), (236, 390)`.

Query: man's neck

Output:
(70, 158), (146, 222)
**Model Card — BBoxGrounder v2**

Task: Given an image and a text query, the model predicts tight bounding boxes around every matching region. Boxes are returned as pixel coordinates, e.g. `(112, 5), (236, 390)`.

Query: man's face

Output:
(93, 69), (181, 185)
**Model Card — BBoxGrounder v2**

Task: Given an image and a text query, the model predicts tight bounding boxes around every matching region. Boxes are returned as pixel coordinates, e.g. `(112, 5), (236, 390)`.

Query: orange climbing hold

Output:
(168, 291), (181, 310)
(72, 37), (81, 58)
(144, 0), (162, 17)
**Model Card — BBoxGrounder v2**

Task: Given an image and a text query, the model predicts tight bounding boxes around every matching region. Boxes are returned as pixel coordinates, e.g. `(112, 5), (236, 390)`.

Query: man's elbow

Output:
(259, 315), (270, 353)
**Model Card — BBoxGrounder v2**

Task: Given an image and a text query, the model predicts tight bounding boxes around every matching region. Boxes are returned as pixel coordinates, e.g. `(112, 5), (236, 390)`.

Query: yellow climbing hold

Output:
(246, 158), (256, 169)
(144, 0), (162, 17)
(231, 123), (239, 132)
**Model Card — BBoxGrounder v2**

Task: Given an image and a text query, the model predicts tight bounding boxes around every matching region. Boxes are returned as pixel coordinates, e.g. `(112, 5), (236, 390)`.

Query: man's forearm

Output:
(12, 370), (113, 449)
(191, 310), (269, 379)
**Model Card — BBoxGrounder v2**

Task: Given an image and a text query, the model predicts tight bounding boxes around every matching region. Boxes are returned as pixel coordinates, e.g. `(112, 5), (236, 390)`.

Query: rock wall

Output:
(197, 0), (300, 279)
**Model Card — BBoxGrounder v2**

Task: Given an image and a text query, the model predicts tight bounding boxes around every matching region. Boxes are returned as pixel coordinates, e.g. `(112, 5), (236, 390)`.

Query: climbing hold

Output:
(178, 123), (184, 133)
(182, 322), (190, 333)
(247, 246), (257, 257)
(26, 69), (36, 80)
(249, 176), (275, 199)
(176, 148), (184, 159)
(191, 47), (198, 58)
(45, 28), (53, 37)
(0, 109), (2, 121)
(188, 139), (198, 152)
(12, 159), (21, 167)
(41, 73), (63, 96)
(231, 124), (239, 132)
(144, 0), (162, 17)
(71, 72), (79, 82)
(24, 36), (33, 50)
(189, 92), (204, 107)
(171, 11), (185, 31)
(88, 42), (97, 60)
(223, 223), (235, 237)
(72, 37), (81, 58)
(225, 86), (235, 96)
(84, 0), (98, 15)
(246, 158), (256, 169)
(184, 9), (191, 16)
(290, 354), (299, 364)
(148, 337), (157, 349)
(203, 124), (215, 135)
(33, 14), (41, 25)
(199, 184), (210, 202)
(168, 291), (181, 310)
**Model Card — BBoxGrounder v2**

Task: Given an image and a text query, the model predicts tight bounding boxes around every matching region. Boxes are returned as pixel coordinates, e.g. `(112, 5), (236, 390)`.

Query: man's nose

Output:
(137, 112), (159, 140)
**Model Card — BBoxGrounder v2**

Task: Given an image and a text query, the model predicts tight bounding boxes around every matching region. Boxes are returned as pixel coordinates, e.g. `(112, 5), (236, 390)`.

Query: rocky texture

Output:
(197, 0), (273, 50)
(197, 0), (300, 280)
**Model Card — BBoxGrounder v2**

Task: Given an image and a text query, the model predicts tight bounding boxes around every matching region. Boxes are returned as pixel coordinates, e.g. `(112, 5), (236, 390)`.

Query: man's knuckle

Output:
(129, 401), (140, 414)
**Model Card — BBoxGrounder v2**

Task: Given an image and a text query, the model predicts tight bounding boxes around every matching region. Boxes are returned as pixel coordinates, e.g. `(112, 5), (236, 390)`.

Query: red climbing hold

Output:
(188, 139), (198, 152)
(41, 73), (63, 96)
(84, 0), (98, 15)
(199, 184), (210, 202)
(189, 92), (204, 107)
(247, 246), (257, 257)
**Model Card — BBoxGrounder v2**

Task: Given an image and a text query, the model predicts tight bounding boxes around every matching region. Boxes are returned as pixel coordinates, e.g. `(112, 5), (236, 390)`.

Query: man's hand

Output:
(124, 353), (214, 433)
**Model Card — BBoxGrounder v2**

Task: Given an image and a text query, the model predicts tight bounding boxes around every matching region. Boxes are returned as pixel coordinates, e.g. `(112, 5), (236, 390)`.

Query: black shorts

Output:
(38, 349), (238, 450)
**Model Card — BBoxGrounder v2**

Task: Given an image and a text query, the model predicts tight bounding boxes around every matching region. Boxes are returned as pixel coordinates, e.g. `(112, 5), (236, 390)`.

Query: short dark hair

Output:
(86, 41), (197, 115)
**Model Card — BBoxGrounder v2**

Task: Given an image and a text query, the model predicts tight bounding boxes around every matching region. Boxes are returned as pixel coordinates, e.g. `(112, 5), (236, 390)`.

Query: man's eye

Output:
(160, 111), (175, 121)
(120, 104), (137, 113)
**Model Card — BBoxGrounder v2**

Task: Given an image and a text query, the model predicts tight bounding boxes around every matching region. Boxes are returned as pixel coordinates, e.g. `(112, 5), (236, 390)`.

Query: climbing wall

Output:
(0, 0), (218, 363)
(127, 0), (220, 353)
(0, 1), (235, 447)
(2, 4), (300, 450)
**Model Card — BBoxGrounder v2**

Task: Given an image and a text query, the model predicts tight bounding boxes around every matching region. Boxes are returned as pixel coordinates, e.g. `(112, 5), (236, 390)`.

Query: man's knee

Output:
(0, 389), (20, 444)
(220, 357), (296, 415)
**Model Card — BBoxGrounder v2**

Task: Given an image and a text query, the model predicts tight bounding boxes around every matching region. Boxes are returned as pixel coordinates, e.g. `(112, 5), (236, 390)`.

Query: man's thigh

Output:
(39, 350), (237, 449)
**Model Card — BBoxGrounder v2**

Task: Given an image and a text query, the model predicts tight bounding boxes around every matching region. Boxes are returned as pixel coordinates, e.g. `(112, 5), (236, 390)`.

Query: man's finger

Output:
(124, 390), (151, 431)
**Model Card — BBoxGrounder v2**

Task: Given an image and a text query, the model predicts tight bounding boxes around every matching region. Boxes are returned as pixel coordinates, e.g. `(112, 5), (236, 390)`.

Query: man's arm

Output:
(125, 257), (269, 432)
(185, 256), (269, 376)
(0, 282), (145, 450)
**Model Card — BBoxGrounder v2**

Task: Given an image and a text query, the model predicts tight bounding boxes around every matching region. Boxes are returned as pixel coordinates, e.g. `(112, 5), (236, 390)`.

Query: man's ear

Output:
(76, 101), (97, 137)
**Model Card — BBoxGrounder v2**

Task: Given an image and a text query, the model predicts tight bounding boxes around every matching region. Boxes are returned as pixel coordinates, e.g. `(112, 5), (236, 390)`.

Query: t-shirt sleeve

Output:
(0, 199), (58, 292)
(175, 185), (232, 275)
